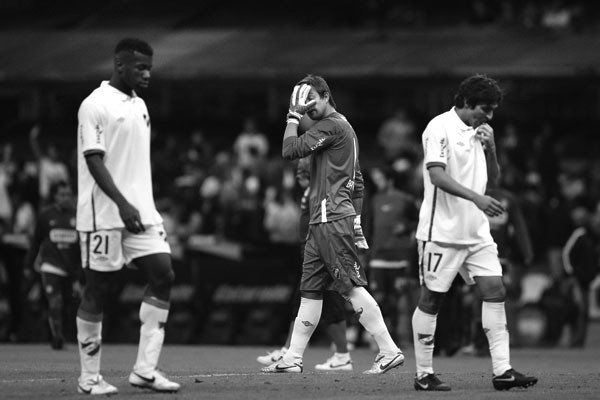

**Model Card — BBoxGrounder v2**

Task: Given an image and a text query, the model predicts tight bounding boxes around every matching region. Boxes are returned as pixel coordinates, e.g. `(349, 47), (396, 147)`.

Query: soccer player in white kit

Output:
(412, 75), (538, 391)
(75, 38), (180, 395)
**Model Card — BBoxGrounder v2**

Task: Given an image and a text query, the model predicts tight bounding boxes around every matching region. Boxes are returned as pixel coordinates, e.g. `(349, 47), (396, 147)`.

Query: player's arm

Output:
(476, 123), (501, 188)
(282, 83), (318, 160)
(428, 165), (504, 217)
(85, 153), (144, 233)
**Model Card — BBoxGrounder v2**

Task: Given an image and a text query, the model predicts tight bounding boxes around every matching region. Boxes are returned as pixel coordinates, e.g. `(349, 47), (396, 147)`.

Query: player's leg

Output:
(41, 271), (66, 349)
(469, 242), (537, 390)
(324, 218), (402, 374)
(315, 291), (352, 371)
(412, 241), (463, 391)
(129, 251), (179, 392)
(76, 268), (119, 395)
(262, 230), (324, 373)
(76, 230), (125, 395)
(257, 282), (300, 365)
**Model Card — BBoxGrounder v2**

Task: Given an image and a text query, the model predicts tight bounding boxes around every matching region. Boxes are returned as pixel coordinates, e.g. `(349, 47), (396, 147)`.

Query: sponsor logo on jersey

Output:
(310, 137), (326, 151)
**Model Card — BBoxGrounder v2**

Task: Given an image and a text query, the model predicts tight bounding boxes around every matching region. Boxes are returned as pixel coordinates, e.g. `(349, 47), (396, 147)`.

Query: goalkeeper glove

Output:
(287, 83), (316, 124)
(353, 215), (369, 252)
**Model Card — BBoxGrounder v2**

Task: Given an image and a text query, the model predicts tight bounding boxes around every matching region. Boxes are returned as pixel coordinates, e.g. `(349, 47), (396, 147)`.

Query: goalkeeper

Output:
(262, 75), (404, 375)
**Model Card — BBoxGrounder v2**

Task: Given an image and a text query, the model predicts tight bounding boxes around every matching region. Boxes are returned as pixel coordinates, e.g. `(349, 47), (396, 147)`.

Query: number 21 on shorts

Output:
(84, 230), (124, 271)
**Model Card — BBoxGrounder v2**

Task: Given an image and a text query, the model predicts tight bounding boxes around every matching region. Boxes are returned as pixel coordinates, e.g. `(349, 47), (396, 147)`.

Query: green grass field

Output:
(1, 331), (599, 400)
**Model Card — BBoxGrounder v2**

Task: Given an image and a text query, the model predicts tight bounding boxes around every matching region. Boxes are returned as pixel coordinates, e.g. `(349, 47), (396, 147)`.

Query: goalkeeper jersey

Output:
(283, 112), (363, 225)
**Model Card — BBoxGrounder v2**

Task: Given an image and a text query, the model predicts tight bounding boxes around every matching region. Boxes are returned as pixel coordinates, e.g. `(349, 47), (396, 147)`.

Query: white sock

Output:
(412, 307), (436, 377)
(347, 287), (399, 355)
(334, 352), (351, 361)
(286, 297), (322, 360)
(76, 313), (103, 382)
(134, 297), (170, 376)
(482, 301), (511, 376)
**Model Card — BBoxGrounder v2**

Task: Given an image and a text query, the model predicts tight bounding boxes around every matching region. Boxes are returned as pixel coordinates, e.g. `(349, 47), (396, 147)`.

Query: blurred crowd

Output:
(2, 0), (599, 32)
(1, 109), (599, 349)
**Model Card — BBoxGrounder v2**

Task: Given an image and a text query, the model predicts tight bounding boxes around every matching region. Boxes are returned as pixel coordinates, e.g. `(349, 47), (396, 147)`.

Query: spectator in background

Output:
(29, 124), (70, 207)
(0, 142), (16, 231)
(561, 200), (600, 347)
(23, 181), (81, 350)
(233, 116), (269, 175)
(377, 108), (419, 164)
(365, 166), (419, 346)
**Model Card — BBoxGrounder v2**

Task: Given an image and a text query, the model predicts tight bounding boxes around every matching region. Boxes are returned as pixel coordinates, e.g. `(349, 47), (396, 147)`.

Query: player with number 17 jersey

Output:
(76, 81), (162, 232)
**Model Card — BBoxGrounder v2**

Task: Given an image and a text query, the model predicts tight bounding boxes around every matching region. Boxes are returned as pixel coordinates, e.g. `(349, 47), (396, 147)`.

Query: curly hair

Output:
(454, 74), (503, 108)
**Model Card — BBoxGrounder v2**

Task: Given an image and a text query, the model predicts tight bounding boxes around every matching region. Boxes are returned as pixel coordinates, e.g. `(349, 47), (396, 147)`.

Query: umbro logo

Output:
(301, 320), (314, 327)
(418, 334), (434, 346)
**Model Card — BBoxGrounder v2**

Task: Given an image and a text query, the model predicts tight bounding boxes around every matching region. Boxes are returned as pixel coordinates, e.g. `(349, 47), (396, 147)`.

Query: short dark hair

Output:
(454, 74), (503, 108)
(115, 38), (153, 57)
(297, 74), (337, 109)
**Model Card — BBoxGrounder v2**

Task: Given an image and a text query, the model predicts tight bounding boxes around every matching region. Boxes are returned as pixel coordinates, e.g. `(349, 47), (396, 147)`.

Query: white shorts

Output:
(79, 224), (171, 272)
(417, 240), (502, 292)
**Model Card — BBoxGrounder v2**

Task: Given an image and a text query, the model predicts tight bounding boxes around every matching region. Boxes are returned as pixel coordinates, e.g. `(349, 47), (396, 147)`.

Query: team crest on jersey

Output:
(333, 267), (341, 280)
(143, 114), (151, 127)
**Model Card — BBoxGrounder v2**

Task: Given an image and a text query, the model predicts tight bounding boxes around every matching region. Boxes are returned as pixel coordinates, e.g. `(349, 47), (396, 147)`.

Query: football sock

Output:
(286, 297), (323, 360)
(412, 307), (436, 377)
(134, 297), (170, 376)
(76, 310), (103, 382)
(347, 287), (399, 355)
(482, 301), (511, 376)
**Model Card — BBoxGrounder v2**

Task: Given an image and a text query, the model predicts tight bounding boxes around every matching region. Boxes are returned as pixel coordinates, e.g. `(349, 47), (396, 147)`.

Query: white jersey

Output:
(416, 107), (493, 244)
(76, 81), (162, 231)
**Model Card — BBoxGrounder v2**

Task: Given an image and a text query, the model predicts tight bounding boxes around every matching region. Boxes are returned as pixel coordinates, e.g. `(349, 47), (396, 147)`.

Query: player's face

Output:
(120, 51), (153, 93)
(305, 88), (328, 120)
(55, 187), (73, 209)
(465, 103), (497, 128)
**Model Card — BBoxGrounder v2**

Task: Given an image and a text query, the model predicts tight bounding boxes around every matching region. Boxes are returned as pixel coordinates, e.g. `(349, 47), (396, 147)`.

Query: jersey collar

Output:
(101, 81), (138, 100)
(450, 106), (472, 132)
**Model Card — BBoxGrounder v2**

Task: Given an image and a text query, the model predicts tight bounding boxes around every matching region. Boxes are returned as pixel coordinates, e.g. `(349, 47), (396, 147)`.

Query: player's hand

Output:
(473, 194), (504, 217)
(118, 201), (145, 233)
(287, 84), (316, 124)
(353, 215), (369, 252)
(475, 123), (496, 150)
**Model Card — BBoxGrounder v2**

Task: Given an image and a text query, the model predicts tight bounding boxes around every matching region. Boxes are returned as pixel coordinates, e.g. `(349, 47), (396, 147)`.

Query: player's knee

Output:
(149, 268), (175, 293)
(481, 284), (506, 303)
(417, 290), (445, 315)
(300, 290), (323, 300)
(80, 285), (105, 314)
